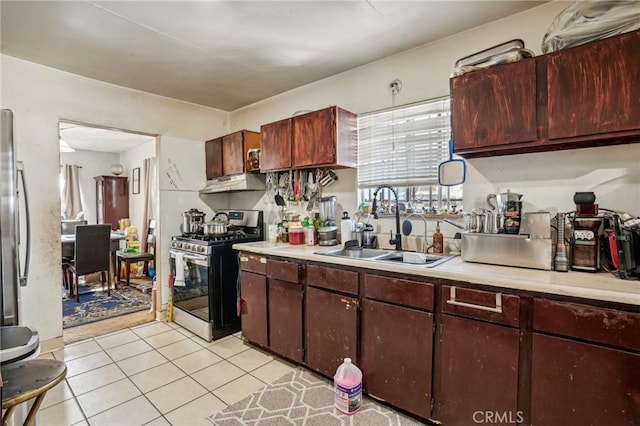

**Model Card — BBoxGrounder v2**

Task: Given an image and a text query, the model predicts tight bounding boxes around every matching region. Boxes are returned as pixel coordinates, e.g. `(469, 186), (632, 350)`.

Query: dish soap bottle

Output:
(433, 221), (444, 254)
(334, 357), (362, 415)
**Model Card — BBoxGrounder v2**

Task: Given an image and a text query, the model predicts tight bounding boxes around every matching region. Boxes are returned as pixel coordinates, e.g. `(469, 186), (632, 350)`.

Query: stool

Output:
(116, 251), (154, 286)
(2, 359), (67, 426)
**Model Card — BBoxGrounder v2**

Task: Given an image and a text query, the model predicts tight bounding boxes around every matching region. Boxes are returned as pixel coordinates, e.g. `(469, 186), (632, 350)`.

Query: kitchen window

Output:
(357, 97), (462, 214)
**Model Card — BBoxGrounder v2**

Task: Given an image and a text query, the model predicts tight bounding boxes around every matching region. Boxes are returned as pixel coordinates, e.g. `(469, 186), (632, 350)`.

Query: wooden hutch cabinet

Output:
(94, 175), (129, 230)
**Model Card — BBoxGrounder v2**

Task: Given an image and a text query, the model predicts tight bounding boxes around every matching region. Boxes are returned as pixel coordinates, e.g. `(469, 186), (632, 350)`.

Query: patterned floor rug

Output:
(208, 367), (427, 425)
(62, 282), (151, 329)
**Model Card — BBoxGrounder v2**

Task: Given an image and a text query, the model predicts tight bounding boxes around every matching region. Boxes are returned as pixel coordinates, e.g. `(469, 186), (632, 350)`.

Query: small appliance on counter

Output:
(318, 196), (338, 246)
(571, 192), (602, 272)
(361, 224), (377, 249)
(610, 214), (640, 280)
(487, 190), (523, 234)
(461, 211), (553, 270)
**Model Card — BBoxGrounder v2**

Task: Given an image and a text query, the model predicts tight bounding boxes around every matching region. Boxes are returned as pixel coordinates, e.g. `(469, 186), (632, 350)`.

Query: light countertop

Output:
(233, 242), (640, 306)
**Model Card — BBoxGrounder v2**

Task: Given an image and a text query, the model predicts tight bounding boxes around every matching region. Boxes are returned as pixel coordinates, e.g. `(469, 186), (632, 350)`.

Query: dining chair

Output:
(67, 224), (112, 302)
(116, 219), (156, 286)
(61, 219), (88, 293)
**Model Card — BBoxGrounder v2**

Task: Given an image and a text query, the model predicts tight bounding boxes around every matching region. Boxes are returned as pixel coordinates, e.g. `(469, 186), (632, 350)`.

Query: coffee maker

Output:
(487, 190), (523, 234)
(571, 192), (602, 272)
(317, 196), (338, 246)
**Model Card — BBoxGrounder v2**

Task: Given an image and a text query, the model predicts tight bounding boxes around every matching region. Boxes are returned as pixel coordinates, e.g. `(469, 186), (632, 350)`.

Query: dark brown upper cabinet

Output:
(546, 30), (640, 141)
(260, 106), (357, 172)
(205, 130), (260, 180)
(260, 118), (292, 172)
(451, 59), (538, 154)
(451, 30), (640, 157)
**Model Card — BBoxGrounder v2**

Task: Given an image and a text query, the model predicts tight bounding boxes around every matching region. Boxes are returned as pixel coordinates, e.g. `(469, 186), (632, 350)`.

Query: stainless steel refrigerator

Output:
(1, 109), (31, 326)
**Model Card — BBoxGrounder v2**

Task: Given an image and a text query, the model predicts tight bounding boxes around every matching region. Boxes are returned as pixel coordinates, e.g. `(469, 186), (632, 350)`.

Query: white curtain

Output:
(60, 164), (86, 220)
(142, 157), (157, 250)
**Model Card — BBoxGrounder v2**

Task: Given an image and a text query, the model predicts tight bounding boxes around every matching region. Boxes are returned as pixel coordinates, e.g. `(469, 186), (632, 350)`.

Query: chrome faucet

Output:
(371, 184), (402, 251)
(404, 213), (433, 253)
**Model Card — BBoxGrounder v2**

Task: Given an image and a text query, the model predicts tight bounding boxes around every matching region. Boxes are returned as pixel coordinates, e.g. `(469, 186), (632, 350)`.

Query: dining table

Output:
(61, 231), (125, 285)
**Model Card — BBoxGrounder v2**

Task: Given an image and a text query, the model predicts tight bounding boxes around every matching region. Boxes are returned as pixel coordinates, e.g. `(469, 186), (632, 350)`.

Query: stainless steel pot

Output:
(182, 208), (206, 233)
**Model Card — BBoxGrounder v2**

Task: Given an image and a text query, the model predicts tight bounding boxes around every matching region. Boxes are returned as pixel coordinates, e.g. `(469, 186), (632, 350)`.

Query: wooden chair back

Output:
(73, 224), (111, 275)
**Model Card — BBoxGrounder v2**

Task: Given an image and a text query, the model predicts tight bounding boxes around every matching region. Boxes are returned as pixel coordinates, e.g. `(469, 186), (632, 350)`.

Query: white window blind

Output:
(357, 97), (451, 189)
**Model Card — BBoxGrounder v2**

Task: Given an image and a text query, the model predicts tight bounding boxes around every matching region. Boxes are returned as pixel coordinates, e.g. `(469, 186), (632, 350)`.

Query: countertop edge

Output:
(233, 242), (640, 306)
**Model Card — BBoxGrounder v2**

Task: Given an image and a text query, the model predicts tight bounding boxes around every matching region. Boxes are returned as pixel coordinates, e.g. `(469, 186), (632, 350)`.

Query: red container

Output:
(289, 226), (305, 245)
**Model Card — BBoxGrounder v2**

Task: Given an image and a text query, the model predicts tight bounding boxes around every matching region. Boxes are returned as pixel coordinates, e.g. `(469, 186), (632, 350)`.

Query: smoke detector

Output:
(389, 79), (402, 95)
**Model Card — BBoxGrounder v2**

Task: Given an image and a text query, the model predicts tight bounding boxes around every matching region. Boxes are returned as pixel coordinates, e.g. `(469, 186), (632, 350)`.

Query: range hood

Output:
(200, 173), (265, 193)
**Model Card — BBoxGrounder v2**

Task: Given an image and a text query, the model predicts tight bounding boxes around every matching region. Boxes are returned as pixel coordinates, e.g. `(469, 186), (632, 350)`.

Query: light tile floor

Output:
(35, 321), (296, 426)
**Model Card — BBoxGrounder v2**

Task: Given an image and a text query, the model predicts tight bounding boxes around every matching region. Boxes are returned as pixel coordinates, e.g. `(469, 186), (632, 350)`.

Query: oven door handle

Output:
(170, 250), (209, 266)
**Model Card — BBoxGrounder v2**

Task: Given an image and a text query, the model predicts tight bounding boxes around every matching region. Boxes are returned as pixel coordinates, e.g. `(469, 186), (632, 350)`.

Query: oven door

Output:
(169, 249), (211, 327)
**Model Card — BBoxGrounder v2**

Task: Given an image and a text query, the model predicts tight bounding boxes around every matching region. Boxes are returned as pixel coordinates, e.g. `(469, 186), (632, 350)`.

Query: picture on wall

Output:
(132, 167), (140, 194)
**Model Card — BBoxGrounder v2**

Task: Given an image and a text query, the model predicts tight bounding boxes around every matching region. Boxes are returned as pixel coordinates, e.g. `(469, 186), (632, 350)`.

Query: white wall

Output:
(121, 140), (156, 231)
(60, 150), (121, 224)
(1, 54), (228, 346)
(228, 1), (640, 239)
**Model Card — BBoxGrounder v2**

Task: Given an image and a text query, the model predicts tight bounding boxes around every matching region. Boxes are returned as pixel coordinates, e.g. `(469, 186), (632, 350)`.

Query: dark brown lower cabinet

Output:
(437, 314), (520, 425)
(239, 270), (267, 347)
(305, 286), (358, 377)
(362, 299), (433, 419)
(531, 333), (640, 425)
(268, 278), (303, 362)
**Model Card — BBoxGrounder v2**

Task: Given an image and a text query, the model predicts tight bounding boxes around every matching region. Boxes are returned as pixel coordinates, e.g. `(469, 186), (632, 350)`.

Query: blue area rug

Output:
(63, 284), (151, 329)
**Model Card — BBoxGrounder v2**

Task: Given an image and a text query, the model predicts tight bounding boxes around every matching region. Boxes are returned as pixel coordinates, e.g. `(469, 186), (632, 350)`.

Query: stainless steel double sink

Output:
(314, 247), (453, 268)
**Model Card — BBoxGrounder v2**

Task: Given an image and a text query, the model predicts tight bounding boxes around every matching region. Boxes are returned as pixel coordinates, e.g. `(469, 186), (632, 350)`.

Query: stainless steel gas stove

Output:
(169, 210), (263, 341)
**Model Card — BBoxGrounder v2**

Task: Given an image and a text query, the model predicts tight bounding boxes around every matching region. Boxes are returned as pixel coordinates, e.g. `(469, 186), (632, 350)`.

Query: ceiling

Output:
(59, 122), (155, 153)
(1, 1), (547, 112)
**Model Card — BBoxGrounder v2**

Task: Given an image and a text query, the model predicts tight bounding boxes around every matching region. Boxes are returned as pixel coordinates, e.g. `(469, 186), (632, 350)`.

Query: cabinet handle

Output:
(446, 287), (502, 314)
(259, 257), (267, 264)
(340, 298), (358, 310)
(240, 256), (248, 262)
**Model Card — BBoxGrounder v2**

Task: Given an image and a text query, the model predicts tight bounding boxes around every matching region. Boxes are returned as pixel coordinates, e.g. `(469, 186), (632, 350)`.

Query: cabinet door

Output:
(362, 299), (433, 419)
(437, 314), (519, 425)
(305, 286), (358, 377)
(531, 333), (640, 425)
(222, 132), (244, 176)
(205, 137), (223, 179)
(239, 271), (268, 347)
(260, 119), (292, 171)
(547, 30), (640, 140)
(96, 176), (128, 230)
(451, 59), (538, 153)
(268, 279), (303, 362)
(293, 107), (336, 168)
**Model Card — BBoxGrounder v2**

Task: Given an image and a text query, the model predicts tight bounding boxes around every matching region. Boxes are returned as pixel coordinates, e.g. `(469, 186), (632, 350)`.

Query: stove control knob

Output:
(197, 246), (205, 253)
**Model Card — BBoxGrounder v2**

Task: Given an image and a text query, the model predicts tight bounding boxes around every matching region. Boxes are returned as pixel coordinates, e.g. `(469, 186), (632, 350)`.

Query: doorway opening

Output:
(59, 120), (159, 343)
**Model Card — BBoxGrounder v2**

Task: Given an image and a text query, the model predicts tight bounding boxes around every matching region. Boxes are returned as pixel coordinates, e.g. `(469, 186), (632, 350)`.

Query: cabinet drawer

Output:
(441, 285), (520, 327)
(266, 258), (301, 284)
(533, 299), (640, 352)
(238, 252), (266, 274)
(307, 264), (358, 295)
(363, 274), (434, 311)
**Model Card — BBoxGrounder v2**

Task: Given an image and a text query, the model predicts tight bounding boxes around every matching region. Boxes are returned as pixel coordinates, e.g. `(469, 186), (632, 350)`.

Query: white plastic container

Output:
(334, 357), (362, 415)
(340, 212), (354, 244)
